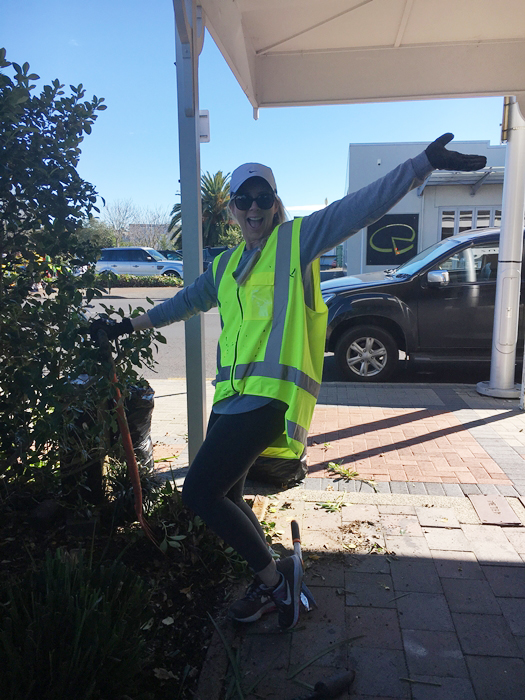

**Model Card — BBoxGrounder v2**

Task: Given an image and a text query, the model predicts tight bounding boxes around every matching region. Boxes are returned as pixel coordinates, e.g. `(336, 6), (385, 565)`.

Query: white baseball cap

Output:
(230, 163), (277, 195)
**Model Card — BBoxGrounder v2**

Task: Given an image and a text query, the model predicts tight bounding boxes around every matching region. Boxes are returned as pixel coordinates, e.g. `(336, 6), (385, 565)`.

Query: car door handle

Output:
(132, 265), (140, 267)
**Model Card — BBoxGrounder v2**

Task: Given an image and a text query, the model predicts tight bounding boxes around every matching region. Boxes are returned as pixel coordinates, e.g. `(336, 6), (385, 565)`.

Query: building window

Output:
(458, 210), (473, 233)
(476, 210), (491, 228)
(441, 211), (455, 239)
(440, 207), (502, 239)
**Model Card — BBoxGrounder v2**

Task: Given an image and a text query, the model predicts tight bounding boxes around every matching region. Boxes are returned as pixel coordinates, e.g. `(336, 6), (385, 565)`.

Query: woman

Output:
(90, 134), (486, 629)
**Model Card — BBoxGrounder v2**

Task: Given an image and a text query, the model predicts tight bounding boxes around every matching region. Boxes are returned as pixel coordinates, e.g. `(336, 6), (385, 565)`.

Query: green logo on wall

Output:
(369, 223), (416, 255)
(367, 214), (419, 266)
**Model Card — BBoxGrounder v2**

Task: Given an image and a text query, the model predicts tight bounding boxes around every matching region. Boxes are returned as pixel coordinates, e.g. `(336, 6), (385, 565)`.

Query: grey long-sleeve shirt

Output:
(148, 151), (432, 330)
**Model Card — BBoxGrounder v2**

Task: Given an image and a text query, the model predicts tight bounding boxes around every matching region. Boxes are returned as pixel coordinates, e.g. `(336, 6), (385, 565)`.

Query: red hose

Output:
(111, 374), (157, 545)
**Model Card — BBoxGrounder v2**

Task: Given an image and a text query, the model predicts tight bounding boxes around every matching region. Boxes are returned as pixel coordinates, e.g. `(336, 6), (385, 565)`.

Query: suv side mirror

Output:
(427, 270), (450, 286)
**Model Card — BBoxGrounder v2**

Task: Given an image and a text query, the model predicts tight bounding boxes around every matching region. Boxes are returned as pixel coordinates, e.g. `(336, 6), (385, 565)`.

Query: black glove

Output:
(88, 317), (134, 343)
(425, 133), (487, 171)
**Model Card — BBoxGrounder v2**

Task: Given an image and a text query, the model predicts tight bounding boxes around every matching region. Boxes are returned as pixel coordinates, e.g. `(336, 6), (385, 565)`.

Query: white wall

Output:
(345, 140), (505, 274)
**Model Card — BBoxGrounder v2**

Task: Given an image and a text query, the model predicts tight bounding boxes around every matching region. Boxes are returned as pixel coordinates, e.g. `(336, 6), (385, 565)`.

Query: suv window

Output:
(128, 250), (146, 262)
(145, 248), (165, 262)
(395, 238), (457, 276)
(437, 244), (499, 283)
(119, 249), (154, 262)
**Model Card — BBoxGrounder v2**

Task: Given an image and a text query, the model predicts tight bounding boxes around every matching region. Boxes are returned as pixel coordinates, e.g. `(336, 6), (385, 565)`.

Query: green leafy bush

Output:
(105, 456), (164, 521)
(0, 50), (164, 495)
(0, 549), (150, 700)
(95, 273), (182, 288)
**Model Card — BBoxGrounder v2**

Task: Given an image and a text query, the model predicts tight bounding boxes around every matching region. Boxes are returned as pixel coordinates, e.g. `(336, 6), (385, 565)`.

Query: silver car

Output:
(96, 247), (184, 279)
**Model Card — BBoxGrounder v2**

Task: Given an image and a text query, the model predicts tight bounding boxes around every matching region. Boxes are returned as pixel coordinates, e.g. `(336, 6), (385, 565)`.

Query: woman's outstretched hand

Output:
(425, 133), (487, 171)
(88, 317), (134, 344)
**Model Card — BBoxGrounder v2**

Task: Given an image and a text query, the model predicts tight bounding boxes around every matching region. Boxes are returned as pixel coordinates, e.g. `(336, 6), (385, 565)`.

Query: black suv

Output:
(321, 228), (524, 382)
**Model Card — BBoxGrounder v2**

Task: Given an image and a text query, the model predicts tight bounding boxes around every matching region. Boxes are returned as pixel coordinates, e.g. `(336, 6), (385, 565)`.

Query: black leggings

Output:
(181, 404), (286, 572)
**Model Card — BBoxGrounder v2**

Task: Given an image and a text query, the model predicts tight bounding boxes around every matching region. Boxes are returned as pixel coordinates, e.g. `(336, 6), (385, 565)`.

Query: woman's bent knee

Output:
(181, 478), (215, 516)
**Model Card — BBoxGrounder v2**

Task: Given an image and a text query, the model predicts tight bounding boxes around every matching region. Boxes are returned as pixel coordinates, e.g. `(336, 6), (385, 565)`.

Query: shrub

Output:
(95, 273), (182, 288)
(0, 549), (150, 700)
(0, 51), (165, 496)
(105, 456), (164, 521)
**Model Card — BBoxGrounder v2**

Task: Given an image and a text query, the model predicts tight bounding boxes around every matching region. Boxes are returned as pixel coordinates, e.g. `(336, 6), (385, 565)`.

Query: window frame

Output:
(439, 207), (502, 239)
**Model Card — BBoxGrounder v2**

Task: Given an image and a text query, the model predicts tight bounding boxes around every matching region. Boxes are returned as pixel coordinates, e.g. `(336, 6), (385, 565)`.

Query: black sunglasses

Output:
(232, 192), (275, 211)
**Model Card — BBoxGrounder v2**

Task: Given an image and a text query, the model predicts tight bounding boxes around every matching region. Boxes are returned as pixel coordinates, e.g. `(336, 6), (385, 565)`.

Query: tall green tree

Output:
(169, 170), (239, 248)
(73, 218), (116, 249)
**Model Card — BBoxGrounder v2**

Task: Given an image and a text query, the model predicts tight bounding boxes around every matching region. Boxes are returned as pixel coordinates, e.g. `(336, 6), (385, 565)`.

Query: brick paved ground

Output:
(303, 383), (525, 498)
(195, 492), (525, 700)
(149, 379), (525, 699)
(307, 405), (511, 484)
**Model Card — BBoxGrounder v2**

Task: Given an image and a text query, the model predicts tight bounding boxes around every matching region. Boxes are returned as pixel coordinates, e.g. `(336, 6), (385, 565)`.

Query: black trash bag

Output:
(125, 384), (155, 472)
(248, 450), (308, 488)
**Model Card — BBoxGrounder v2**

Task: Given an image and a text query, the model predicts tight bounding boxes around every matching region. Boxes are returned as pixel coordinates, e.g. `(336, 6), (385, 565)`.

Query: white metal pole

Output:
(477, 97), (525, 399)
(175, 1), (207, 461)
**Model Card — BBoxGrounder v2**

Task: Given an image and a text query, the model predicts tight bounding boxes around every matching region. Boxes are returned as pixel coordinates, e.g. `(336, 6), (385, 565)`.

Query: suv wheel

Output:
(163, 270), (181, 279)
(335, 325), (399, 382)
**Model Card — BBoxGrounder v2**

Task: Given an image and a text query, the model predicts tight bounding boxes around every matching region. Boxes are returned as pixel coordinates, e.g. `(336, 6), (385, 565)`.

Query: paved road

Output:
(87, 288), (220, 379)
(88, 287), (512, 385)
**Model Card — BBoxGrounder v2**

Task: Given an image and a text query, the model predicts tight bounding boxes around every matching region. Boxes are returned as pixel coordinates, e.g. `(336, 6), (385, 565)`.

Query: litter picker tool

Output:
(291, 519), (317, 612)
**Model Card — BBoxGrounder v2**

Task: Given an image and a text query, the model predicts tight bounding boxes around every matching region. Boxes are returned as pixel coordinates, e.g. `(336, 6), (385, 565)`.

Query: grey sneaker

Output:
(271, 554), (303, 630)
(228, 577), (277, 623)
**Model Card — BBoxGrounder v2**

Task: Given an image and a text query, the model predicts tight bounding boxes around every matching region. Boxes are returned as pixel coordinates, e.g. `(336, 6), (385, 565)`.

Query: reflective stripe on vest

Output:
(212, 218), (328, 459)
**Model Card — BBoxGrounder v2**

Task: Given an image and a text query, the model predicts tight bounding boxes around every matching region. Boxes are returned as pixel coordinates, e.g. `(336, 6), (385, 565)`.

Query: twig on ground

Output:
(400, 677), (442, 687)
(388, 592), (411, 603)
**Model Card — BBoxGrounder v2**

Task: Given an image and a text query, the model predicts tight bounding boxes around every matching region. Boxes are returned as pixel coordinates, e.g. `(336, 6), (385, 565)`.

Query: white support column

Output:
(174, 1), (207, 461)
(478, 97), (525, 399)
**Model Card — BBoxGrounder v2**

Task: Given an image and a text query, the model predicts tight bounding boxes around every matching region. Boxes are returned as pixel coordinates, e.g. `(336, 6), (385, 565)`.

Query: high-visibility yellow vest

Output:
(212, 218), (328, 459)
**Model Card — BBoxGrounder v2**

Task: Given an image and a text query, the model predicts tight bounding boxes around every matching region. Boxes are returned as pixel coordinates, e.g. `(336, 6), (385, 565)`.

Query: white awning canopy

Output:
(201, 0), (525, 113)
(416, 166), (506, 197)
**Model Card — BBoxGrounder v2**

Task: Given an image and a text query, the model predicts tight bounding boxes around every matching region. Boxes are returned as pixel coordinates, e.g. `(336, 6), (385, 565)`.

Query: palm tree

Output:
(169, 171), (235, 248)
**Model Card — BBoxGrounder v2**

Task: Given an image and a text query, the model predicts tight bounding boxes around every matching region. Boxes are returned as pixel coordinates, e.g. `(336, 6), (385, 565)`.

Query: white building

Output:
(344, 140), (506, 275)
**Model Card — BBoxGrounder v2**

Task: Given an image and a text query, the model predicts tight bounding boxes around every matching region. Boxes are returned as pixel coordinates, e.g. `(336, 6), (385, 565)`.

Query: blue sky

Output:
(4, 0), (504, 218)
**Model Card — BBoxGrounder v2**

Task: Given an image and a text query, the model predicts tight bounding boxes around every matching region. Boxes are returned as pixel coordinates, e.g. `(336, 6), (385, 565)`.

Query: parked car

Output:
(96, 247), (183, 279)
(321, 228), (524, 382)
(202, 246), (228, 271)
(158, 246), (228, 272)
